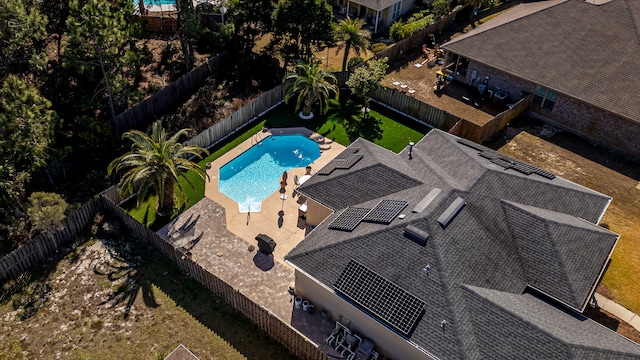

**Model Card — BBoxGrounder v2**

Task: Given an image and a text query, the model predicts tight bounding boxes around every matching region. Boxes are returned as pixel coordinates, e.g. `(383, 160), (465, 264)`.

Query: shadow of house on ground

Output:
(144, 255), (299, 360)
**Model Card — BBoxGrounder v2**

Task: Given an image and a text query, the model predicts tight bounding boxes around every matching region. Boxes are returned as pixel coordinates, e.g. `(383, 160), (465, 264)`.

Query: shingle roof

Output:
(463, 286), (640, 359)
(286, 130), (636, 359)
(502, 200), (618, 310)
(442, 0), (640, 123)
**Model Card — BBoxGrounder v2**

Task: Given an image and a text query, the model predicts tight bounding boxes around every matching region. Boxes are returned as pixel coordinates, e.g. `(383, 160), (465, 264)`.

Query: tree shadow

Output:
(94, 240), (159, 319)
(342, 110), (384, 143)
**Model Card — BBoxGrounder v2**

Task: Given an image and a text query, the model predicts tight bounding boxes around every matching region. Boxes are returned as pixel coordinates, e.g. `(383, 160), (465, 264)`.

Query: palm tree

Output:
(334, 17), (371, 72)
(283, 60), (339, 118)
(108, 121), (209, 216)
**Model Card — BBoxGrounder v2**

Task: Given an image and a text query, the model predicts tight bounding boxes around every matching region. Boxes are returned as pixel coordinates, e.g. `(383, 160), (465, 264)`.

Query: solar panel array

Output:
(334, 260), (426, 337)
(458, 139), (556, 179)
(317, 154), (364, 175)
(363, 200), (408, 224)
(336, 154), (363, 169)
(328, 207), (370, 231)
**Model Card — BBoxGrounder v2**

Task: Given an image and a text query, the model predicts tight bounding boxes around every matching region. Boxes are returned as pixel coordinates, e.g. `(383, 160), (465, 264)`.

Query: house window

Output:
(532, 86), (558, 110)
(391, 1), (402, 19)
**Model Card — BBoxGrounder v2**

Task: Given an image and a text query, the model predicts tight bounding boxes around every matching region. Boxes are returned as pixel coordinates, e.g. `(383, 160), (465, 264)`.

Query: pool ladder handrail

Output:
(252, 132), (264, 145)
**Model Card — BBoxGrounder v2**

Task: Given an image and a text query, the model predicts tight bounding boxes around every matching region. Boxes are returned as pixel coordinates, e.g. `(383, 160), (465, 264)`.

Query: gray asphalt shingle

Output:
(286, 130), (636, 359)
(443, 0), (640, 123)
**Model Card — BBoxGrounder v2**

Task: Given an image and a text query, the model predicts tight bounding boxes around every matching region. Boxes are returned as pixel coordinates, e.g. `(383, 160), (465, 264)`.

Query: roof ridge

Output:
(624, 0), (640, 49)
(500, 200), (581, 309)
(428, 224), (475, 359)
(287, 222), (408, 260)
(464, 285), (640, 356)
(544, 220), (580, 308)
(461, 285), (574, 357)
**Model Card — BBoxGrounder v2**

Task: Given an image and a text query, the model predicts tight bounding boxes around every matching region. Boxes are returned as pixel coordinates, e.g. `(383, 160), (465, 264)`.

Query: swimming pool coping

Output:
(204, 127), (345, 264)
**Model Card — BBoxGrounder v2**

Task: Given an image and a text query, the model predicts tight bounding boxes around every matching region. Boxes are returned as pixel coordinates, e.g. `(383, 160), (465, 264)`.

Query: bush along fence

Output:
(0, 199), (102, 281)
(113, 51), (232, 134)
(184, 85), (285, 150)
(375, 9), (462, 64)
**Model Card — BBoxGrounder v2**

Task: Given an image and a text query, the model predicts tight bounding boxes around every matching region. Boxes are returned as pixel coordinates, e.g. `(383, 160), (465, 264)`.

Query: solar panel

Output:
(334, 260), (426, 337)
(458, 138), (556, 179)
(490, 157), (516, 170)
(510, 162), (536, 175)
(363, 200), (408, 224)
(335, 154), (363, 169)
(328, 207), (370, 231)
(535, 168), (556, 179)
(457, 138), (486, 152)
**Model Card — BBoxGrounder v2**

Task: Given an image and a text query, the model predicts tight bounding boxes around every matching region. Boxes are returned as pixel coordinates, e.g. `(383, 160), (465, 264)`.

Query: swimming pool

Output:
(142, 0), (175, 6)
(219, 134), (320, 212)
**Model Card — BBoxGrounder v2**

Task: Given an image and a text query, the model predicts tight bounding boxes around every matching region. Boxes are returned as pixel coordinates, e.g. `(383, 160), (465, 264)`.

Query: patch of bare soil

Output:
(0, 215), (296, 359)
(136, 36), (209, 96)
(384, 47), (503, 125)
(584, 306), (640, 344)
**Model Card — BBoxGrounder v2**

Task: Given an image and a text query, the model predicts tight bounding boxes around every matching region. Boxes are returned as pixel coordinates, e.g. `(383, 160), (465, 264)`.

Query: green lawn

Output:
(125, 99), (430, 229)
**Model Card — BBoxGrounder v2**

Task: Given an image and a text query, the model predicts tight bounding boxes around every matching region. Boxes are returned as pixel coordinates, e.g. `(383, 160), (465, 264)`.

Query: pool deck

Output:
(155, 127), (359, 355)
(203, 127), (344, 264)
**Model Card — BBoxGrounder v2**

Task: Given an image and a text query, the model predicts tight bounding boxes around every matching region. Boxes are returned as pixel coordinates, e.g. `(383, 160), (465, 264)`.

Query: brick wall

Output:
(459, 60), (640, 158)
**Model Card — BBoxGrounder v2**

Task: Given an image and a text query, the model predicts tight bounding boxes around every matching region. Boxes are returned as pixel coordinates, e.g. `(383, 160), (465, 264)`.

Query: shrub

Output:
(370, 43), (388, 54)
(432, 0), (450, 18)
(347, 56), (364, 69)
(389, 11), (435, 42)
(27, 192), (68, 234)
(389, 21), (409, 42)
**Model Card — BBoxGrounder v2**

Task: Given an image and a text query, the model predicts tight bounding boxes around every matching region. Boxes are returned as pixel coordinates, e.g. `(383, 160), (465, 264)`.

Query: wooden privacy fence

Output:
(371, 87), (460, 130)
(449, 94), (532, 143)
(184, 85), (284, 150)
(375, 9), (462, 64)
(114, 51), (232, 134)
(100, 196), (329, 360)
(0, 199), (101, 280)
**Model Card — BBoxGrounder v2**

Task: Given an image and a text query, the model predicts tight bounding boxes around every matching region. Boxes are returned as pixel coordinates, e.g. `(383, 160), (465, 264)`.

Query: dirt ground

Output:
(384, 48), (503, 125)
(0, 222), (297, 359)
(486, 115), (640, 341)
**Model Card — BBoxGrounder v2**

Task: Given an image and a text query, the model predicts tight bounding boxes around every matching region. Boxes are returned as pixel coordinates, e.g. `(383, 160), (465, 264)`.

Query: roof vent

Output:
(404, 225), (429, 246)
(437, 197), (466, 228)
(413, 188), (441, 213)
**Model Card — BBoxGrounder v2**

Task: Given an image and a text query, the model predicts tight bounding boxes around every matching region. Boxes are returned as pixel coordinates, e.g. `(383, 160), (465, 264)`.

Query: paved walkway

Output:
(595, 294), (640, 332)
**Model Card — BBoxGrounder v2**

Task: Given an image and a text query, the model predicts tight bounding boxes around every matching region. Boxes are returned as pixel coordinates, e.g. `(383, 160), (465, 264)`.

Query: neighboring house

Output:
(327, 0), (414, 32)
(441, 0), (640, 158)
(286, 129), (640, 359)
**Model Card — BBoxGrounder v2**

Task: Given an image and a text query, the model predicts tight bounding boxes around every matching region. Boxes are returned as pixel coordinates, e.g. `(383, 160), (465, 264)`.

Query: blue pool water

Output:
(142, 0), (175, 6)
(219, 134), (320, 212)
